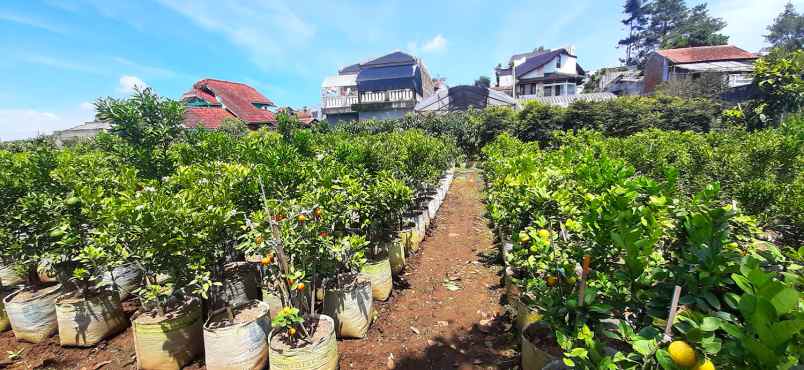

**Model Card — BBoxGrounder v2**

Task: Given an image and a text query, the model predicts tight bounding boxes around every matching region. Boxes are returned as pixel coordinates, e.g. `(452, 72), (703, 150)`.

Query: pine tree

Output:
(644, 0), (688, 51)
(765, 2), (804, 51)
(663, 4), (728, 48)
(618, 0), (649, 65)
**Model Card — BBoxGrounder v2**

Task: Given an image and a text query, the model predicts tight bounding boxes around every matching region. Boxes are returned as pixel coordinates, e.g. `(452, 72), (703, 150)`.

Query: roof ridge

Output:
(197, 78), (255, 87)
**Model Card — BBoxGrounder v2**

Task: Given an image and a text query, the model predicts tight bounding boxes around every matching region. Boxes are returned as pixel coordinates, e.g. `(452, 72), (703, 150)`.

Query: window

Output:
(555, 85), (563, 96)
(556, 56), (562, 69)
(518, 84), (526, 96)
(530, 84), (537, 95)
(567, 84), (576, 95)
(543, 86), (553, 97)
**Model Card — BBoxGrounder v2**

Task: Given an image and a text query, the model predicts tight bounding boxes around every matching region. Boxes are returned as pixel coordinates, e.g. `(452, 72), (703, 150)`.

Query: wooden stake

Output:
(577, 255), (591, 306)
(663, 285), (682, 342)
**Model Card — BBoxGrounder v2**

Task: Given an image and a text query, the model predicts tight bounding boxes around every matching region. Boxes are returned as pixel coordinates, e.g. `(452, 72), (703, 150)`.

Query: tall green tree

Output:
(644, 0), (688, 50)
(618, 0), (649, 65)
(765, 2), (804, 51)
(663, 4), (729, 48)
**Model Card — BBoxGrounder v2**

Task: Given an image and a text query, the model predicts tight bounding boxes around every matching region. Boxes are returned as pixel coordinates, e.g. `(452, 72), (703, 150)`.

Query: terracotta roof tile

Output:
(657, 45), (756, 64)
(191, 79), (276, 124)
(183, 107), (236, 129)
(181, 87), (219, 105)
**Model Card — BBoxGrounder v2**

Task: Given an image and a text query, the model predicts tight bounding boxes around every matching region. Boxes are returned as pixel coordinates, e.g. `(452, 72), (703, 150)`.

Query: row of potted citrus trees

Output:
(481, 133), (802, 370)
(0, 127), (459, 370)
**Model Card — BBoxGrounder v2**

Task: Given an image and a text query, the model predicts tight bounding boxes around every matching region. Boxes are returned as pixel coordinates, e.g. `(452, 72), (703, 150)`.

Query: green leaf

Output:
(732, 273), (754, 294)
(632, 339), (657, 356)
(720, 321), (744, 339)
(769, 288), (799, 315)
(655, 349), (674, 370)
(702, 291), (721, 310)
(700, 316), (722, 331)
(724, 292), (740, 310)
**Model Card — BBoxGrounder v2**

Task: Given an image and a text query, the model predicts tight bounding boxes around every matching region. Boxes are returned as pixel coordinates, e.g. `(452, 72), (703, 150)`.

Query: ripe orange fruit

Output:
(546, 276), (558, 286)
(693, 360), (715, 370)
(297, 214), (308, 222)
(255, 234), (264, 245)
(668, 341), (697, 368)
(260, 256), (271, 266)
(314, 207), (322, 217)
(297, 283), (305, 291)
(288, 327), (296, 336)
(288, 278), (294, 285)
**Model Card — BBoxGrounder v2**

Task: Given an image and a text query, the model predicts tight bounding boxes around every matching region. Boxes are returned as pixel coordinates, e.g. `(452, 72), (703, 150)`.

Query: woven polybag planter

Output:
(388, 237), (406, 275)
(0, 264), (24, 287)
(4, 284), (62, 343)
(133, 298), (204, 370)
(0, 288), (11, 332)
(55, 289), (127, 347)
(268, 314), (337, 370)
(212, 262), (260, 310)
(360, 258), (392, 301)
(521, 322), (559, 370)
(322, 274), (373, 339)
(204, 300), (271, 370)
(512, 296), (542, 332)
(101, 263), (142, 300)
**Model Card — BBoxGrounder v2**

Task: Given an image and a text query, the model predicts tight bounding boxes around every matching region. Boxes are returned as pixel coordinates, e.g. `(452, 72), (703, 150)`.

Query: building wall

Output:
(643, 54), (668, 94)
(498, 74), (514, 87)
(358, 109), (408, 121)
(542, 54), (577, 75)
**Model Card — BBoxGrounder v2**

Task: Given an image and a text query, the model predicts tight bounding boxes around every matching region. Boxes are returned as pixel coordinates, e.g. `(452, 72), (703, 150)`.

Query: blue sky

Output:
(1, 0), (800, 140)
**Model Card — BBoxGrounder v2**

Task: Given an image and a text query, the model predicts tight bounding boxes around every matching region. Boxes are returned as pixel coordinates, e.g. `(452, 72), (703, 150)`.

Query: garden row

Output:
(481, 128), (803, 369)
(0, 124), (459, 370)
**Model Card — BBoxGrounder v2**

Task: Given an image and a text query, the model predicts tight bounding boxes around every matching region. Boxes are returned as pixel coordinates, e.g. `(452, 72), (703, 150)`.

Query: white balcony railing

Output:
(360, 89), (415, 103)
(321, 94), (359, 109)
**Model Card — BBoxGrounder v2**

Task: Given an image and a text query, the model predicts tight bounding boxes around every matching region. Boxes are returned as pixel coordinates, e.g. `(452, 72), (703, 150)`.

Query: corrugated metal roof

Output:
(673, 61), (754, 72)
(518, 92), (617, 107)
(322, 74), (358, 88)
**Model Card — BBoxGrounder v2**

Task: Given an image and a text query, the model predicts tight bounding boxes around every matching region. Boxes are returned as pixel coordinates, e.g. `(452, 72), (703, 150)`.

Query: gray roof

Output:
(415, 85), (518, 113)
(59, 120), (111, 132)
(518, 92), (616, 107)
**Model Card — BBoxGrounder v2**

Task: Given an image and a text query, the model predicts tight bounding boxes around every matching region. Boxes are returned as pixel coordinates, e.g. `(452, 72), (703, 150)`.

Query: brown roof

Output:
(183, 107), (236, 129)
(182, 79), (276, 126)
(656, 45), (756, 64)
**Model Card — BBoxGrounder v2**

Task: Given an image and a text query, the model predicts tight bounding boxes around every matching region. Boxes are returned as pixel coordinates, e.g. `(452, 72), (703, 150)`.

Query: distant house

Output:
(591, 66), (644, 96)
(53, 120), (111, 144)
(493, 47), (586, 100)
(181, 79), (276, 129)
(277, 107), (319, 125)
(643, 45), (757, 94)
(321, 51), (435, 123)
(414, 85), (518, 113)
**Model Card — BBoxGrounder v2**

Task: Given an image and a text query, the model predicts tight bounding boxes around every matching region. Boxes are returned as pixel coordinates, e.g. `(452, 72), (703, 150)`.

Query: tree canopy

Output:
(765, 2), (804, 51)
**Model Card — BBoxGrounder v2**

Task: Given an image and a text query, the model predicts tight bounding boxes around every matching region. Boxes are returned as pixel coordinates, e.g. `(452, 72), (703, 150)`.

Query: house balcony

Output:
(321, 89), (418, 114)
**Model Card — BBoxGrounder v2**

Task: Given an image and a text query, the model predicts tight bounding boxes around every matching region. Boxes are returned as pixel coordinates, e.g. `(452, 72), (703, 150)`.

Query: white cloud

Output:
(422, 34), (447, 52)
(0, 108), (92, 141)
(79, 101), (96, 112)
(707, 0), (804, 52)
(117, 75), (148, 94)
(112, 57), (178, 79)
(22, 54), (102, 75)
(0, 12), (67, 34)
(157, 0), (315, 70)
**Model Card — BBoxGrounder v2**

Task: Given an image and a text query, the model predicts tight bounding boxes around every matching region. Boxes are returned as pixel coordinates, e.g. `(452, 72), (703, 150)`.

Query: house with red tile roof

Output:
(643, 45), (757, 94)
(181, 79), (276, 129)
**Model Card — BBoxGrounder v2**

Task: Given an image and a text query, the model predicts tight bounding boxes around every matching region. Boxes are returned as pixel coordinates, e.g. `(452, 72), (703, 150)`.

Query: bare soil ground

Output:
(339, 169), (517, 370)
(0, 169), (516, 370)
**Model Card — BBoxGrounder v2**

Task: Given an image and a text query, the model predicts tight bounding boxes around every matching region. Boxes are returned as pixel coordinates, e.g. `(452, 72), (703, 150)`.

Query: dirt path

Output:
(0, 169), (515, 370)
(339, 169), (516, 370)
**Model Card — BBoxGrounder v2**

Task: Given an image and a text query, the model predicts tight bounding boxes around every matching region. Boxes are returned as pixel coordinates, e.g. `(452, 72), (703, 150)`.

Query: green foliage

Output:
(483, 130), (802, 369)
(95, 88), (184, 180)
(765, 2), (804, 52)
(749, 49), (804, 127)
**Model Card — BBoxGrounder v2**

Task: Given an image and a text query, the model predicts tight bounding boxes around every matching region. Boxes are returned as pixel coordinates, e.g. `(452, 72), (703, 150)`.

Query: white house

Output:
(493, 47), (586, 100)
